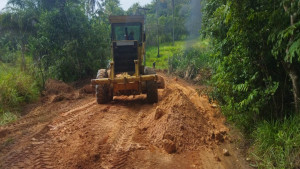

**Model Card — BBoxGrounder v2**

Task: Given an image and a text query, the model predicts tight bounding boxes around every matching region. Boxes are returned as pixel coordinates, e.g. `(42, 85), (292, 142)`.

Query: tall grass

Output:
(145, 38), (210, 69)
(0, 112), (18, 125)
(251, 115), (300, 169)
(169, 47), (211, 80)
(0, 63), (39, 125)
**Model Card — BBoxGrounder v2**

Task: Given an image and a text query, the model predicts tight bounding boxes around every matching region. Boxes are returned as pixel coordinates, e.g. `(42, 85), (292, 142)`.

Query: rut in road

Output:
(0, 73), (251, 169)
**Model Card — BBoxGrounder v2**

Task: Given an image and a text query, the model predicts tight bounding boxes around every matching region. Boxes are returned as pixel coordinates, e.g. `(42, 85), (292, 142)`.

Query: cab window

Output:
(112, 23), (142, 42)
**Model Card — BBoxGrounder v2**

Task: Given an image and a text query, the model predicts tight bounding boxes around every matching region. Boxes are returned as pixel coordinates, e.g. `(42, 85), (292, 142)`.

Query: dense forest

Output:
(0, 0), (300, 168)
(203, 0), (300, 168)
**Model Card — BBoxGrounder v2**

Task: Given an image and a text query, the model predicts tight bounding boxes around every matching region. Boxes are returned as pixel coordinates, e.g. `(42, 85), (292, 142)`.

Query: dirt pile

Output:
(140, 87), (215, 153)
(79, 84), (95, 95)
(45, 79), (74, 95)
(43, 79), (78, 102)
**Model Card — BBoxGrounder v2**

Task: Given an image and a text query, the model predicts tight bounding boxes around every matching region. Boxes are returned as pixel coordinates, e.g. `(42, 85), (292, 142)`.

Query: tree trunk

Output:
(283, 3), (300, 113)
(287, 64), (299, 113)
(21, 44), (26, 71)
(38, 55), (45, 89)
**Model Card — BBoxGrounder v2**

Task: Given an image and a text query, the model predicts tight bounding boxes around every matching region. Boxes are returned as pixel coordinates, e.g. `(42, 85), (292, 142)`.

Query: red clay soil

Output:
(0, 73), (252, 169)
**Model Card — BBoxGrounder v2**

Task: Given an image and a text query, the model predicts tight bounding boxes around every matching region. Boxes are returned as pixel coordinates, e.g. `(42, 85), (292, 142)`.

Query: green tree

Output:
(102, 0), (124, 16)
(203, 0), (300, 126)
(29, 1), (110, 81)
(279, 0), (300, 112)
(0, 0), (38, 70)
(126, 3), (141, 15)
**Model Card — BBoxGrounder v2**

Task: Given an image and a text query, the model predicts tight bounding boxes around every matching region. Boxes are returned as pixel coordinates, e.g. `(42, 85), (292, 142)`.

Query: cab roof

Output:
(109, 15), (144, 24)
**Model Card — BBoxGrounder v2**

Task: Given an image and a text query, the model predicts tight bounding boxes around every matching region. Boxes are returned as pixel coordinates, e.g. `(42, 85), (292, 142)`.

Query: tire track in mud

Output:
(102, 106), (146, 169)
(1, 100), (99, 169)
(29, 101), (100, 169)
(0, 98), (95, 138)
(1, 127), (52, 168)
(31, 141), (56, 169)
(2, 144), (32, 168)
(0, 107), (57, 139)
(1, 124), (52, 169)
(0, 120), (54, 168)
(48, 101), (97, 130)
(0, 99), (96, 168)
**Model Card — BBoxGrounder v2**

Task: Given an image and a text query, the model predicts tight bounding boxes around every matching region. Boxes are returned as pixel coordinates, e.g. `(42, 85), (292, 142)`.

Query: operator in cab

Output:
(128, 31), (134, 40)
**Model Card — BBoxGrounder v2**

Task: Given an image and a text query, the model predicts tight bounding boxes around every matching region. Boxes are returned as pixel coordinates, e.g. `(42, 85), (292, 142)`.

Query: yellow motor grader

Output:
(91, 15), (165, 104)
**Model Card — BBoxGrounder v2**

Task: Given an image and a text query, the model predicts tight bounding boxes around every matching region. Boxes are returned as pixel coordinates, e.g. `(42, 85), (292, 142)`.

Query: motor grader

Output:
(91, 15), (165, 104)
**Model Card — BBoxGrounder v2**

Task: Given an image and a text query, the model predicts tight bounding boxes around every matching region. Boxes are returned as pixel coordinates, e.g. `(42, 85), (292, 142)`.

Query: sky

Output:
(0, 0), (8, 11)
(120, 0), (152, 10)
(0, 0), (153, 11)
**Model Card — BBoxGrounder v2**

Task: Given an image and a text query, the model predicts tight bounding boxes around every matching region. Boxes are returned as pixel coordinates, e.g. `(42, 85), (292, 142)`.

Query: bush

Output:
(0, 64), (39, 116)
(169, 46), (211, 81)
(251, 115), (300, 169)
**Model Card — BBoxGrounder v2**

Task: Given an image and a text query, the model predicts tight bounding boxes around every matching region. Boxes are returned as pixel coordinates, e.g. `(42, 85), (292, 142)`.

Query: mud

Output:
(0, 73), (251, 169)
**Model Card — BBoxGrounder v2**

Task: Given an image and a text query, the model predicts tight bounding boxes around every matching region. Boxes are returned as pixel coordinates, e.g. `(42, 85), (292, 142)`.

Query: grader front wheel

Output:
(146, 80), (158, 103)
(96, 69), (113, 104)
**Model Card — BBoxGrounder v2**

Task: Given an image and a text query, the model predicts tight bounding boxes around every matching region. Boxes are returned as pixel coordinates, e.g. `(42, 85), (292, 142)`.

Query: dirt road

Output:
(0, 73), (251, 169)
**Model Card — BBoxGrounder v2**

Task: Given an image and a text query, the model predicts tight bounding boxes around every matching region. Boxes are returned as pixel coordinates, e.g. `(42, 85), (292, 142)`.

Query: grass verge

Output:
(251, 115), (300, 169)
(145, 38), (210, 69)
(0, 63), (39, 125)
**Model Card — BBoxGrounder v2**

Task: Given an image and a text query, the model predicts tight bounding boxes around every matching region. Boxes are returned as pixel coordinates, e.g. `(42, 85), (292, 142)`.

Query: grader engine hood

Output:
(114, 41), (136, 46)
(113, 40), (138, 74)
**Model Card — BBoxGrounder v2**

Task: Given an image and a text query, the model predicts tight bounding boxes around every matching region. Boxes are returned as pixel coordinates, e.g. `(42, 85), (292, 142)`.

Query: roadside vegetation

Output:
(145, 39), (210, 69)
(202, 0), (300, 168)
(251, 116), (300, 168)
(145, 39), (212, 86)
(0, 59), (39, 125)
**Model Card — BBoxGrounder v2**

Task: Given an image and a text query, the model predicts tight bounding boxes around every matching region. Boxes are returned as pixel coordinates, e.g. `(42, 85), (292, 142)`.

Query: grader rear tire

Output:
(96, 69), (112, 104)
(146, 80), (158, 103)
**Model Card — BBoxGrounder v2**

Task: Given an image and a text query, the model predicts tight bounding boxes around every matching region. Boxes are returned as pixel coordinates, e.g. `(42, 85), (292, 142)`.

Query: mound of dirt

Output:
(140, 87), (216, 153)
(43, 79), (79, 103)
(79, 84), (95, 95)
(45, 79), (74, 95)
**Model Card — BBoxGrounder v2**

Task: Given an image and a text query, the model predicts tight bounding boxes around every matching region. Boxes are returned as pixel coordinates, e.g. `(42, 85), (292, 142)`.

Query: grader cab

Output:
(91, 15), (165, 104)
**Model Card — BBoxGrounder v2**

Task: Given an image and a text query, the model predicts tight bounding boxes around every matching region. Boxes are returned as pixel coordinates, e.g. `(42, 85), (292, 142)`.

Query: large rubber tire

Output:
(157, 75), (165, 89)
(96, 69), (113, 104)
(146, 80), (158, 103)
(144, 66), (156, 75)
